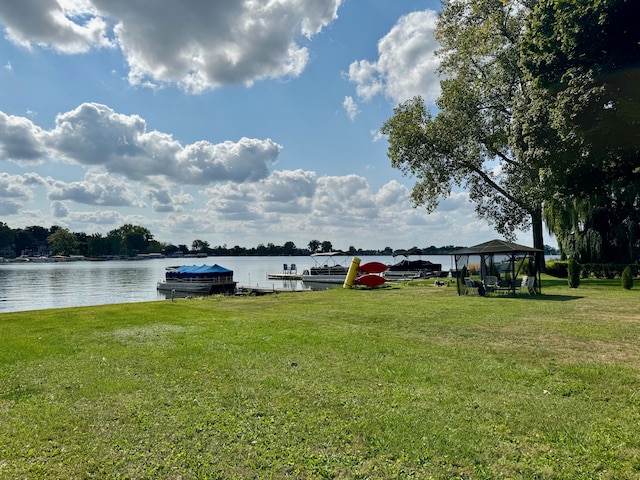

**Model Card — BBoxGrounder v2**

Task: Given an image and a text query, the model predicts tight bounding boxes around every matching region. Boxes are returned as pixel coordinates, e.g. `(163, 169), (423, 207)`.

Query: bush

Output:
(568, 257), (580, 288)
(621, 266), (634, 290)
(517, 257), (532, 276)
(545, 259), (568, 278)
(575, 263), (635, 279)
(461, 265), (468, 279)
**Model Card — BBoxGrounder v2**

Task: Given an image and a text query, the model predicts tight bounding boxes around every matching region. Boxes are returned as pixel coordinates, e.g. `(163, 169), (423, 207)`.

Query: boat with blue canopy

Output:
(157, 264), (236, 294)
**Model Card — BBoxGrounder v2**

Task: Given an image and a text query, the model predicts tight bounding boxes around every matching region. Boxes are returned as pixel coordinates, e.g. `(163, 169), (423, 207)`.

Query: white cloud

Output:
(176, 137), (281, 184)
(0, 173), (38, 216)
(0, 199), (21, 215)
(0, 112), (47, 162)
(348, 10), (441, 105)
(0, 0), (342, 92)
(1, 103), (282, 185)
(375, 180), (409, 207)
(47, 172), (146, 207)
(0, 172), (33, 199)
(342, 96), (359, 121)
(370, 129), (384, 142)
(257, 169), (316, 204)
(51, 201), (69, 218)
(147, 187), (194, 213)
(158, 171), (488, 249)
(0, 110), (498, 248)
(0, 0), (113, 54)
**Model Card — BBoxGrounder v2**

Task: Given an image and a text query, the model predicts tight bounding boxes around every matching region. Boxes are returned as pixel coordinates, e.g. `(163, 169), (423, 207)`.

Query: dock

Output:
(266, 273), (303, 280)
(267, 263), (301, 281)
(235, 284), (304, 295)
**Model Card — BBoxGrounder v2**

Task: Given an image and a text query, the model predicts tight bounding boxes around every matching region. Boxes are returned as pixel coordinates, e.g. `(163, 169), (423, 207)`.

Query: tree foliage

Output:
(381, 0), (545, 253)
(621, 265), (633, 290)
(47, 228), (79, 256)
(307, 240), (321, 253)
(382, 0), (639, 264)
(568, 256), (580, 288)
(521, 0), (640, 262)
(320, 241), (333, 253)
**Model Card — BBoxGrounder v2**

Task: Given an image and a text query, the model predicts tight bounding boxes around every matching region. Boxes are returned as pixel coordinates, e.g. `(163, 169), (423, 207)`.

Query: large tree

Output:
(107, 224), (154, 256)
(47, 228), (79, 256)
(381, 0), (546, 257)
(0, 222), (13, 253)
(520, 0), (640, 262)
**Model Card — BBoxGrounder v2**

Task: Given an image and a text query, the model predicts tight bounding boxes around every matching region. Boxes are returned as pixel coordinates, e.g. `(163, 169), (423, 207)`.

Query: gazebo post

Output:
(510, 254), (516, 295)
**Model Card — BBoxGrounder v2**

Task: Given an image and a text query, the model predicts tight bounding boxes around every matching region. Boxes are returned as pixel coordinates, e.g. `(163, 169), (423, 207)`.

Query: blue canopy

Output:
(175, 264), (232, 275)
(166, 264), (233, 280)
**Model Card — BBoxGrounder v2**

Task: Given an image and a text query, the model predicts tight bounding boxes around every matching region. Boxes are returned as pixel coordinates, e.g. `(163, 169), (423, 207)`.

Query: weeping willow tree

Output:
(544, 187), (639, 263)
(543, 198), (602, 262)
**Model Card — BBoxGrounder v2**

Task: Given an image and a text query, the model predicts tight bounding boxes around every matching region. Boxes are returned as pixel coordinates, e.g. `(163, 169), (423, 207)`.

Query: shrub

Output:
(517, 257), (532, 276)
(568, 257), (580, 288)
(461, 265), (468, 279)
(545, 259), (568, 278)
(621, 266), (634, 290)
(490, 263), (500, 281)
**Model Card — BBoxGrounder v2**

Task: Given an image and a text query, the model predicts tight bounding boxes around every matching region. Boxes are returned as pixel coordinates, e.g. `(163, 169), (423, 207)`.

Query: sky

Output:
(0, 0), (555, 251)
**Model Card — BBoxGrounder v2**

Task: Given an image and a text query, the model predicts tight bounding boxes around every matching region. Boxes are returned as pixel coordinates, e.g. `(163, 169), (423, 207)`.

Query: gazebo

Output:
(452, 239), (543, 295)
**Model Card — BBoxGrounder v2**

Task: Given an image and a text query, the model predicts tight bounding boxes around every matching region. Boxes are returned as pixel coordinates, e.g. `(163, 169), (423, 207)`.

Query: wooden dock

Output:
(235, 284), (304, 295)
(266, 273), (303, 280)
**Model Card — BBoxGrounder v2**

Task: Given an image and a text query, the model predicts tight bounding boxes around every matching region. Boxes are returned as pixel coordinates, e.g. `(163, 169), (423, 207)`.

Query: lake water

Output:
(0, 255), (456, 313)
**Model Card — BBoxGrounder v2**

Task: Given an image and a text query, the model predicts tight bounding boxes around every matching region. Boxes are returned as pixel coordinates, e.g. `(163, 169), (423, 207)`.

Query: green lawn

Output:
(1, 278), (639, 479)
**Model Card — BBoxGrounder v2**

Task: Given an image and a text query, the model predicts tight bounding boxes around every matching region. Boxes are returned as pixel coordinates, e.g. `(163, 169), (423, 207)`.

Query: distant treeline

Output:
(0, 222), (559, 258)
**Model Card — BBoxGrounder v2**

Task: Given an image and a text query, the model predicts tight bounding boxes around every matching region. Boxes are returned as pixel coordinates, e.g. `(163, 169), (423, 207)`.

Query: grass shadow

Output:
(520, 294), (583, 302)
(541, 277), (570, 287)
(484, 293), (583, 302)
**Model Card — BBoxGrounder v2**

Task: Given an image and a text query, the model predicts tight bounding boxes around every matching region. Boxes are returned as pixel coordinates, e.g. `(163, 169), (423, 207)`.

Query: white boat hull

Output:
(157, 280), (236, 294)
(301, 274), (346, 284)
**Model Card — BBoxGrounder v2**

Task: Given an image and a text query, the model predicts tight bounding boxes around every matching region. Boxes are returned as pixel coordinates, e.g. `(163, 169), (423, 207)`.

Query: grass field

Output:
(1, 277), (639, 479)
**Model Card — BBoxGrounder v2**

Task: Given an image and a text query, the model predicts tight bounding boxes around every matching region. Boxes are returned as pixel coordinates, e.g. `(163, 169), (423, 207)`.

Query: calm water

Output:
(0, 255), (456, 313)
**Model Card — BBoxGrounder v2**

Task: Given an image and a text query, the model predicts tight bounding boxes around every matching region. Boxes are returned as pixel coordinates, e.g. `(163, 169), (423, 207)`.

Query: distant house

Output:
(0, 245), (15, 259)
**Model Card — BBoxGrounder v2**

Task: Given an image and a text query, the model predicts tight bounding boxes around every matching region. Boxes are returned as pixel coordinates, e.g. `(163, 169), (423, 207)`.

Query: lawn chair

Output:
(464, 277), (478, 295)
(484, 275), (498, 293)
(518, 276), (529, 293)
(525, 276), (536, 295)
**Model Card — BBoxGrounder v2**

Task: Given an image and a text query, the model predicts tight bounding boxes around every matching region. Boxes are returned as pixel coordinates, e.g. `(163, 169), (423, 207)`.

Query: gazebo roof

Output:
(453, 239), (541, 256)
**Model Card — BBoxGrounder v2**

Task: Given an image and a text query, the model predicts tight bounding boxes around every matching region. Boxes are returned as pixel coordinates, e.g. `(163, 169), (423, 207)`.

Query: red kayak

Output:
(357, 261), (388, 274)
(354, 274), (386, 287)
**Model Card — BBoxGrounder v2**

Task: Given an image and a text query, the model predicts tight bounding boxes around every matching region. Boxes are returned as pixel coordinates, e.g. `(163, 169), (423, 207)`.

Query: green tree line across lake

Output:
(1, 221), (533, 259)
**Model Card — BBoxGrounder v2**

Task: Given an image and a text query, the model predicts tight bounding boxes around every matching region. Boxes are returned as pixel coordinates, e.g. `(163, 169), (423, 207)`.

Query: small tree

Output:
(621, 266), (634, 290)
(307, 240), (321, 253)
(320, 241), (333, 253)
(568, 256), (580, 288)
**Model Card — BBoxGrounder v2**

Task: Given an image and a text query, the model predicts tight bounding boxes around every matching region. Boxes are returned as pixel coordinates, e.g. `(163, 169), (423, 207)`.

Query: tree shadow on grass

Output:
(485, 293), (582, 302)
(541, 278), (570, 288)
(521, 294), (583, 301)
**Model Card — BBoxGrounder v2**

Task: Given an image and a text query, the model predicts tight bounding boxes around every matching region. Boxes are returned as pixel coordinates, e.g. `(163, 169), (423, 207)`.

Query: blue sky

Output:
(0, 0), (553, 251)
